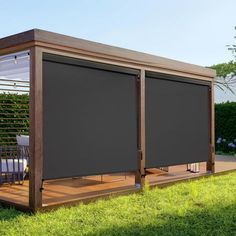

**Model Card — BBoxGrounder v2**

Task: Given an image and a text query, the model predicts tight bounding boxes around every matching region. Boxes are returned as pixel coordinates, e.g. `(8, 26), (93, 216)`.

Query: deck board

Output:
(0, 155), (235, 208)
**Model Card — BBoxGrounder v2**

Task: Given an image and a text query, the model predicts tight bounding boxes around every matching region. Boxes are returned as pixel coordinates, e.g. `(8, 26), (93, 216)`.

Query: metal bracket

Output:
(40, 179), (44, 192)
(141, 173), (146, 178)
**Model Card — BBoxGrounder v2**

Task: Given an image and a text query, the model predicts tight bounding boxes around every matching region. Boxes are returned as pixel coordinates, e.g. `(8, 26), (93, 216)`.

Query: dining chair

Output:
(0, 135), (29, 185)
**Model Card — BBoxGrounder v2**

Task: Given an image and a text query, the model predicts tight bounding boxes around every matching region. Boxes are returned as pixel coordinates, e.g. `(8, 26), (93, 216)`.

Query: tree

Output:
(211, 61), (236, 93)
(210, 27), (236, 93)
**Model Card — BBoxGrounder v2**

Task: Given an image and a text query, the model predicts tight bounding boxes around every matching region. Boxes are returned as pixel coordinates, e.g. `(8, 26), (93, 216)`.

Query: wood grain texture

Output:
(0, 29), (217, 211)
(37, 47), (214, 82)
(0, 30), (34, 50)
(211, 81), (215, 172)
(136, 69), (146, 187)
(207, 81), (215, 172)
(0, 42), (34, 56)
(29, 46), (43, 211)
(0, 29), (216, 79)
(0, 156), (235, 209)
(207, 82), (215, 173)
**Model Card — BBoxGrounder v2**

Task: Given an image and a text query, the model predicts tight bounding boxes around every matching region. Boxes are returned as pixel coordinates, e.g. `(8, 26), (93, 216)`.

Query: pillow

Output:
(16, 135), (29, 146)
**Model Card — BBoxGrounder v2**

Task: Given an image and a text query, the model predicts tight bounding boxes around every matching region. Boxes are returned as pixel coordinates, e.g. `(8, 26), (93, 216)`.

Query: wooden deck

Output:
(147, 155), (236, 186)
(0, 155), (235, 208)
(42, 173), (136, 207)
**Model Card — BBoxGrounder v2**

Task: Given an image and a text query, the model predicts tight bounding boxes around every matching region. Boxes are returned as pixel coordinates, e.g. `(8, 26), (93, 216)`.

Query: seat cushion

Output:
(1, 158), (27, 173)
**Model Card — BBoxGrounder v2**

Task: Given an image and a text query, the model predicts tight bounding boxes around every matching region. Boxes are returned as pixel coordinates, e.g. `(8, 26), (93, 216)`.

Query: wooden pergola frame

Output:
(0, 29), (216, 212)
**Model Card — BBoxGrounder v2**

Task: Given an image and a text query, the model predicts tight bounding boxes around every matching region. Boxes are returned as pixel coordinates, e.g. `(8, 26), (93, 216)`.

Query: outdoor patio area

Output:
(147, 155), (236, 186)
(0, 29), (221, 211)
(0, 155), (235, 209)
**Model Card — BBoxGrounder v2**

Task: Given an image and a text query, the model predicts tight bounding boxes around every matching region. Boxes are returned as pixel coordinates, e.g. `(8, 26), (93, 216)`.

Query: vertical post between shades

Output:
(135, 69), (146, 187)
(207, 81), (215, 172)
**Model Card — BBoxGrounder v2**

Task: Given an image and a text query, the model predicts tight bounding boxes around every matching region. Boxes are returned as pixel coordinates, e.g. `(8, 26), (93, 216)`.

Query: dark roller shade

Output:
(146, 74), (210, 168)
(43, 54), (138, 180)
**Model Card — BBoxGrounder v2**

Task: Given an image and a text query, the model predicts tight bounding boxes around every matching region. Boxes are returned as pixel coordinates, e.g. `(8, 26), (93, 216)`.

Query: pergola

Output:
(0, 29), (215, 212)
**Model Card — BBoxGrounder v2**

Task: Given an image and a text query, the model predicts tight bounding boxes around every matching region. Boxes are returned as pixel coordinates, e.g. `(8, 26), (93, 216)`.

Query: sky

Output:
(0, 0), (236, 102)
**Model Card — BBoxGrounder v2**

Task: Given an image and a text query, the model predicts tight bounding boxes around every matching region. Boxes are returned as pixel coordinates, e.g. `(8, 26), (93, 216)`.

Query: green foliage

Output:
(210, 61), (236, 94)
(0, 93), (29, 146)
(215, 102), (236, 154)
(0, 172), (236, 235)
(211, 61), (236, 77)
(210, 27), (236, 93)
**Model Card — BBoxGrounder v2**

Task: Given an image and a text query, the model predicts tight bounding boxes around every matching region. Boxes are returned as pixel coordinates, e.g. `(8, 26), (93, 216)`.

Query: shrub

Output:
(215, 102), (236, 154)
(0, 93), (29, 147)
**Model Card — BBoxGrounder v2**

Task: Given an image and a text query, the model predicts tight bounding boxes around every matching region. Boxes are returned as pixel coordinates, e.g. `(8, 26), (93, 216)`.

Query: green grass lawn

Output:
(0, 172), (236, 236)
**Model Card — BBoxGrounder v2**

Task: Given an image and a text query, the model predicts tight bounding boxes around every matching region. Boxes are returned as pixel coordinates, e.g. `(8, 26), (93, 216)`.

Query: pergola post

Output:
(29, 46), (43, 211)
(207, 80), (215, 173)
(135, 69), (146, 187)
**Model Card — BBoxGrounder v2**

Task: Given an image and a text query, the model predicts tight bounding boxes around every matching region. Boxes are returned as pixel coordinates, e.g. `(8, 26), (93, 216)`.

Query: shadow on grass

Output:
(0, 206), (27, 221)
(85, 203), (236, 236)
